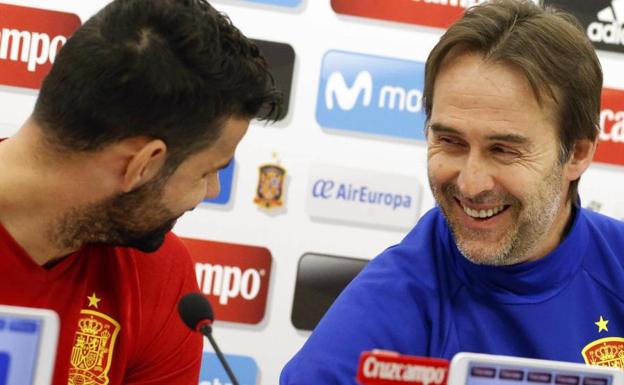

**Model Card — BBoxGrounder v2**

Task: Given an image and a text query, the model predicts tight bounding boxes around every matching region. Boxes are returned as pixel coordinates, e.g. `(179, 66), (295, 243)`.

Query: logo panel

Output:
(543, 0), (624, 53)
(291, 253), (368, 331)
(182, 238), (272, 324)
(200, 352), (258, 385)
(203, 159), (236, 205)
(596, 88), (624, 166)
(317, 50), (426, 141)
(0, 3), (81, 90)
(252, 39), (295, 118)
(254, 163), (286, 209)
(331, 0), (480, 29)
(307, 164), (422, 230)
(357, 351), (449, 385)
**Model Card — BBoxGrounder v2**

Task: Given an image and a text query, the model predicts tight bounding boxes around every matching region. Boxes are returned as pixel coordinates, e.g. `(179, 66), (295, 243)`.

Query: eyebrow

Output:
(428, 123), (530, 145)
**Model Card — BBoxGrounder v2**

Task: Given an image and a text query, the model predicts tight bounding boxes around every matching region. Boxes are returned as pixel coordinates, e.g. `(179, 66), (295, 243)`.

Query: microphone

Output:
(178, 292), (240, 385)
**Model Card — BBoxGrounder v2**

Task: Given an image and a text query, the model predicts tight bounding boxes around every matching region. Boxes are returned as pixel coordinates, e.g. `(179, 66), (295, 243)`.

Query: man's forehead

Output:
(431, 54), (560, 141)
(437, 52), (559, 113)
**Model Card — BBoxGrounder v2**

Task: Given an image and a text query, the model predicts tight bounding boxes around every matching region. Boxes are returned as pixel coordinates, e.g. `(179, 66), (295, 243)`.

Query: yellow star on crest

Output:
(595, 316), (609, 333)
(87, 293), (101, 309)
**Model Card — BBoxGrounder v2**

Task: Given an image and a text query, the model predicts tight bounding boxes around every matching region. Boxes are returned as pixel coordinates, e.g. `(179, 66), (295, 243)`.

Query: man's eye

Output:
(491, 145), (518, 156)
(438, 136), (464, 147)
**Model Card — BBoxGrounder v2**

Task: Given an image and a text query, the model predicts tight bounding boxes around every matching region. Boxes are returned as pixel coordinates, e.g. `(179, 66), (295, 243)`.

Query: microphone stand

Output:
(199, 323), (241, 385)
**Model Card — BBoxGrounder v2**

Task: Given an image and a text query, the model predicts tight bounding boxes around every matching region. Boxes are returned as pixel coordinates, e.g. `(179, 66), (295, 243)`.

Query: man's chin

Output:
(114, 224), (174, 253)
(456, 237), (524, 266)
(124, 233), (169, 253)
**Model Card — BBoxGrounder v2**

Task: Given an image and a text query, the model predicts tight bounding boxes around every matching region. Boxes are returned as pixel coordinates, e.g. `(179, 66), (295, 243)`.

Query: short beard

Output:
(51, 173), (177, 253)
(429, 163), (565, 266)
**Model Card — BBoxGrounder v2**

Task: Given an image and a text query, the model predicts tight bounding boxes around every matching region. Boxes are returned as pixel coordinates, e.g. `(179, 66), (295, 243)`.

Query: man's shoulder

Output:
(579, 208), (624, 294)
(582, 208), (624, 244)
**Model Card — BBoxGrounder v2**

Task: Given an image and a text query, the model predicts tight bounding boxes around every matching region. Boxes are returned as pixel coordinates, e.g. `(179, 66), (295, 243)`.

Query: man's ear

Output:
(120, 139), (167, 192)
(564, 137), (598, 183)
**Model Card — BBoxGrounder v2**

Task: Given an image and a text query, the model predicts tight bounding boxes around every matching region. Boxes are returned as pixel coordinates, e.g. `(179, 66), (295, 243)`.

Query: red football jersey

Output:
(0, 224), (203, 384)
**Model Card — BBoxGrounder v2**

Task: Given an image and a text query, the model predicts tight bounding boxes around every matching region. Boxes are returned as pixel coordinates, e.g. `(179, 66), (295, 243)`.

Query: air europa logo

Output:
(181, 238), (272, 324)
(307, 164), (422, 231)
(317, 50), (426, 141)
(595, 88), (624, 166)
(0, 4), (81, 90)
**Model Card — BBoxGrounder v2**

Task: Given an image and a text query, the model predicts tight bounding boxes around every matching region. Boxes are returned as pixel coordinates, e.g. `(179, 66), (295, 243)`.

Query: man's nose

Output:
(457, 151), (495, 199)
(204, 173), (221, 199)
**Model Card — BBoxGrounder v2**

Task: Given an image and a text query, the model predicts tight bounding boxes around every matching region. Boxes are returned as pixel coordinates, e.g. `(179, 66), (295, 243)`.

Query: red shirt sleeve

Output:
(123, 232), (203, 384)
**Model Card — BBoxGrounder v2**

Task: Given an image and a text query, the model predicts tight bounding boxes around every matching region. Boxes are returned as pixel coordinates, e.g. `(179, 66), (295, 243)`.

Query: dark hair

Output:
(34, 0), (283, 169)
(423, 0), (603, 204)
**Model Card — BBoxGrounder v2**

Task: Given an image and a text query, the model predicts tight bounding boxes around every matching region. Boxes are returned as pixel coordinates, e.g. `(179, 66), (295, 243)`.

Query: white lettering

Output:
(28, 32), (50, 72)
(600, 108), (624, 143)
(220, 266), (242, 305)
(195, 263), (263, 305)
(0, 28), (68, 72)
(587, 22), (624, 45)
(379, 86), (406, 110)
(361, 356), (447, 385)
(379, 86), (423, 112)
(325, 71), (373, 111)
(240, 268), (261, 300)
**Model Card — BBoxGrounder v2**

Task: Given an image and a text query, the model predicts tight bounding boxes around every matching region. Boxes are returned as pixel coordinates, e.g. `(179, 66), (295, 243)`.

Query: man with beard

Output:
(0, 0), (281, 384)
(281, 0), (624, 384)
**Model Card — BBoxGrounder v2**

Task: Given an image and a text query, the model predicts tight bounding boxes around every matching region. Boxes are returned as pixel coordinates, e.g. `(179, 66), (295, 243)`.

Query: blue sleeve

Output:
(280, 246), (432, 385)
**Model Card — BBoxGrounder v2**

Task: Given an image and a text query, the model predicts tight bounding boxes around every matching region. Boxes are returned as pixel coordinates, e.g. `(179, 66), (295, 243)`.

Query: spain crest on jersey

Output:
(582, 337), (624, 369)
(68, 309), (120, 385)
(254, 164), (286, 209)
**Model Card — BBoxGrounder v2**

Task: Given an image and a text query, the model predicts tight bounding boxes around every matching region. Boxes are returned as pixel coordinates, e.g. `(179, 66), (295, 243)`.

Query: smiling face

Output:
(427, 52), (573, 266)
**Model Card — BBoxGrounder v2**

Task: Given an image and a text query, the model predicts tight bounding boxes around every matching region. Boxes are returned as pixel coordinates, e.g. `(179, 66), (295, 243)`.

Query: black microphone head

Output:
(178, 292), (214, 332)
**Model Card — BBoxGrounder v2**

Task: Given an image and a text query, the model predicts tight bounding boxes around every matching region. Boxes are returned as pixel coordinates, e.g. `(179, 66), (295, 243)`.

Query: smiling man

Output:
(0, 0), (281, 384)
(281, 0), (624, 384)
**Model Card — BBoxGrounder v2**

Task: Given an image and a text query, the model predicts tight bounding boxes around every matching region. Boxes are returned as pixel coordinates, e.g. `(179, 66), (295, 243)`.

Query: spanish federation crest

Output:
(68, 309), (121, 385)
(254, 164), (286, 209)
(582, 337), (624, 369)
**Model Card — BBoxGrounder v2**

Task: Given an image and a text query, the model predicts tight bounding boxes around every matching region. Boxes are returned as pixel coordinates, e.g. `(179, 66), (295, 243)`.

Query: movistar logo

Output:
(306, 164), (422, 230)
(325, 70), (422, 113)
(311, 179), (413, 210)
(316, 50), (427, 140)
(325, 71), (373, 110)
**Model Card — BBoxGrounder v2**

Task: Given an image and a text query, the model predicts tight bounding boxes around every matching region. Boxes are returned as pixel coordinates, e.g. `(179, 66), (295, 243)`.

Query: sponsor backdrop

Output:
(0, 0), (623, 384)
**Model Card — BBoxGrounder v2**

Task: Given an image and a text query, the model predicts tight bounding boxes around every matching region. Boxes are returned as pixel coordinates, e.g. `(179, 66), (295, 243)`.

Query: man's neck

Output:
(0, 124), (87, 265)
(525, 197), (573, 263)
